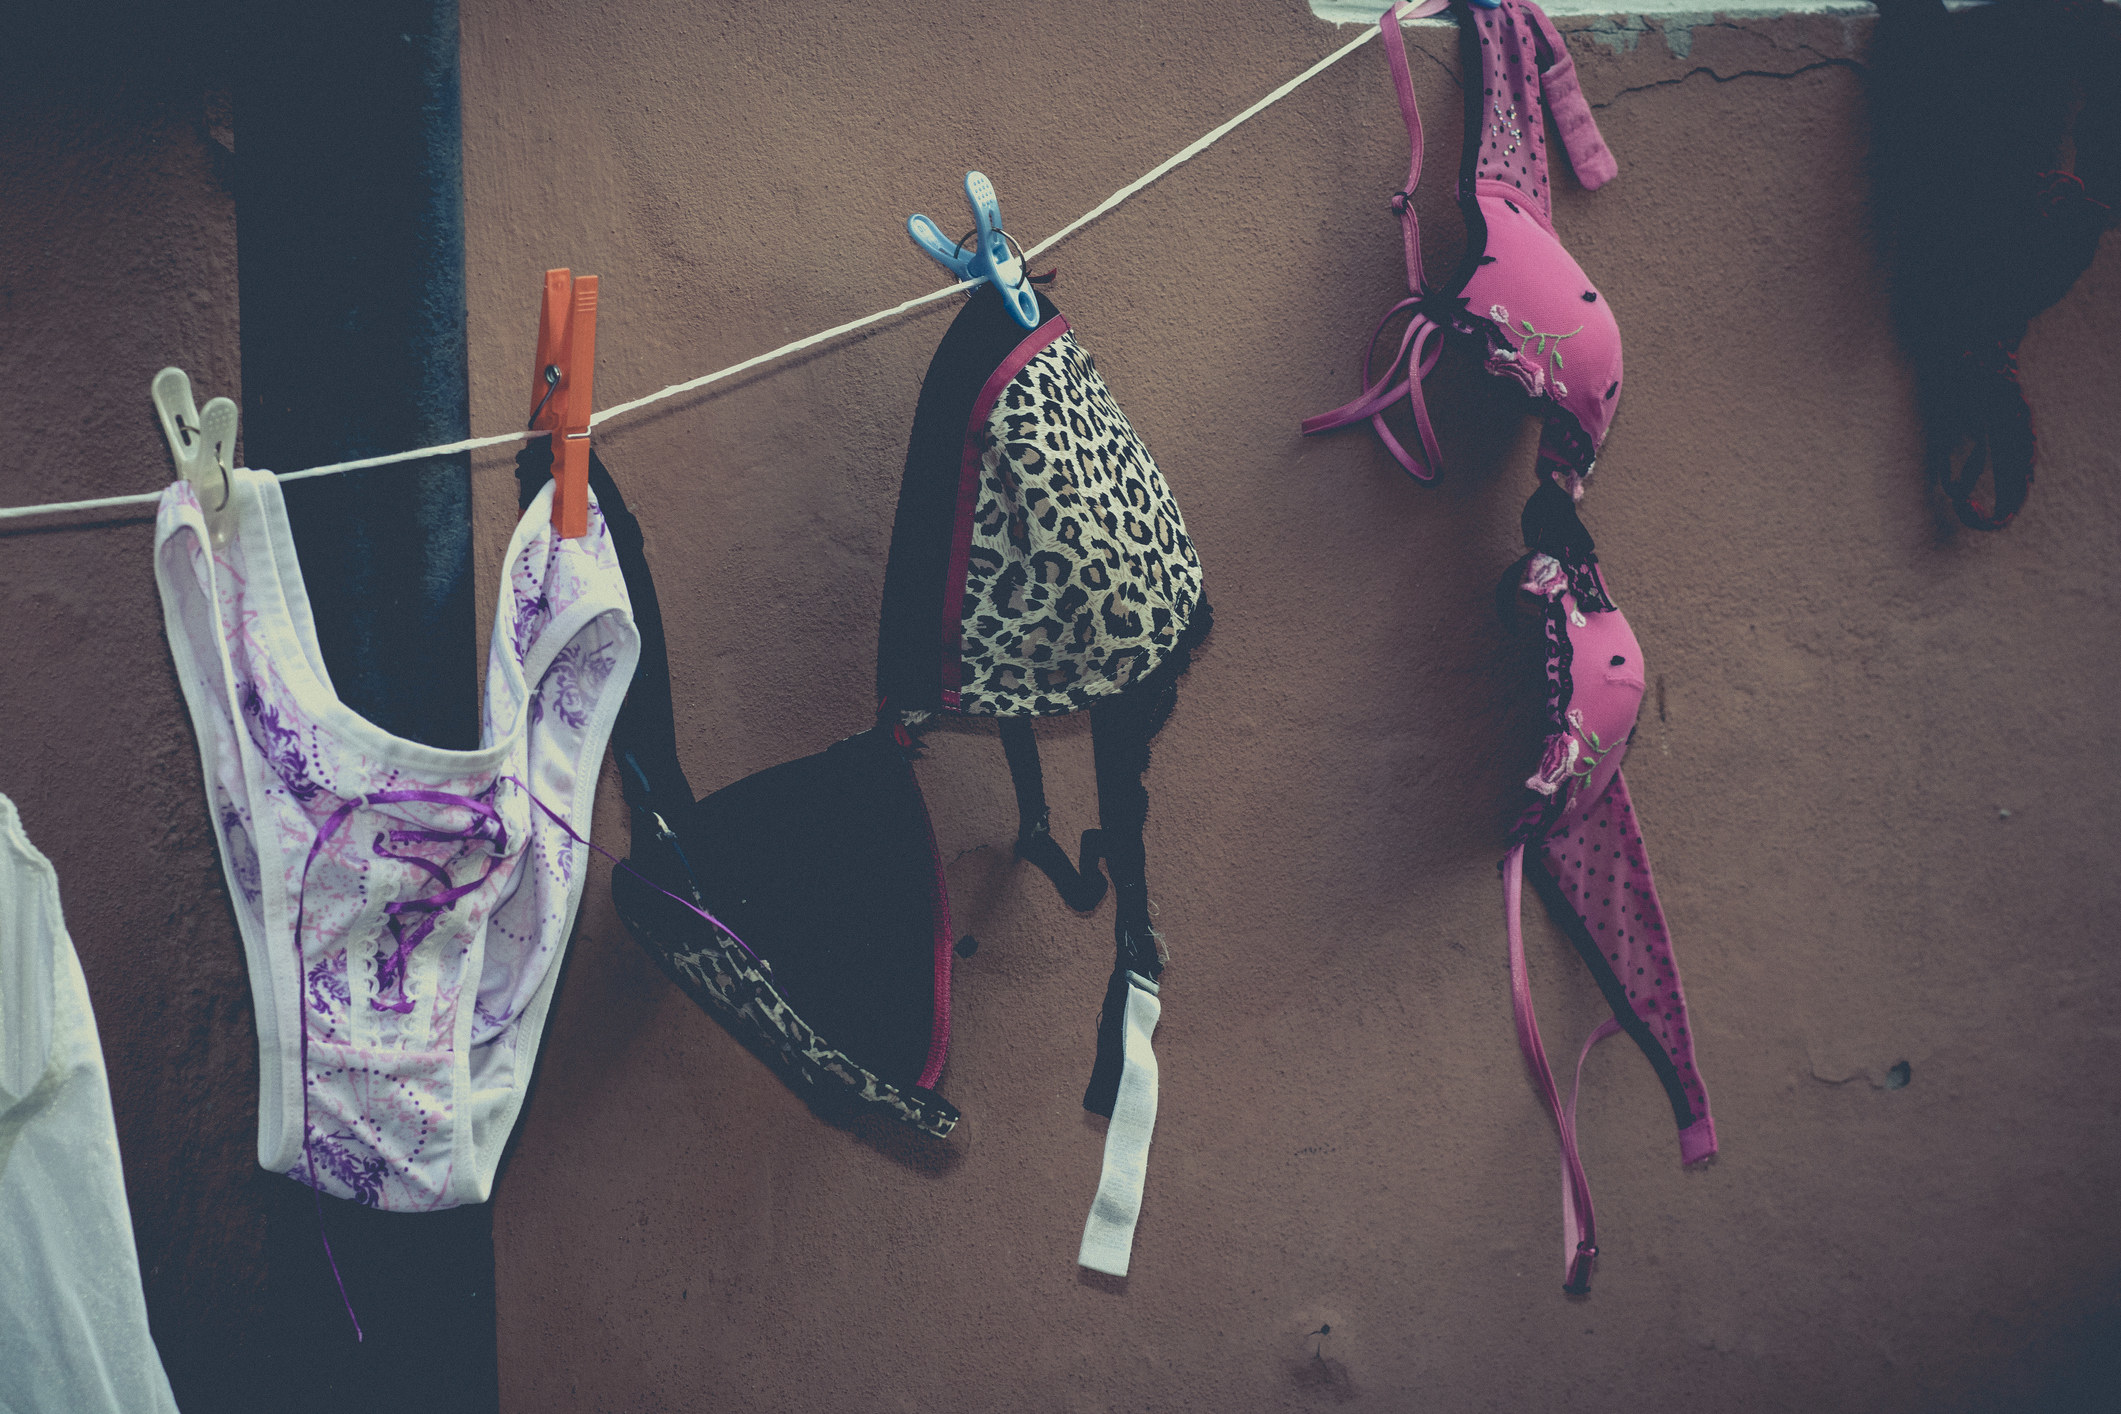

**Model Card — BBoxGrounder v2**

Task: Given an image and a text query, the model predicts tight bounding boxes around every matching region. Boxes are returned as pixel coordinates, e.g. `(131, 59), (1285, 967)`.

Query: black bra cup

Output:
(610, 726), (958, 1137)
(517, 439), (959, 1138)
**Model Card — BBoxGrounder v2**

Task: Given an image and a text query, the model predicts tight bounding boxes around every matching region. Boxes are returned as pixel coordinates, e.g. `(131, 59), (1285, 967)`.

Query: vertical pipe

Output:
(235, 5), (496, 1410)
(237, 0), (476, 750)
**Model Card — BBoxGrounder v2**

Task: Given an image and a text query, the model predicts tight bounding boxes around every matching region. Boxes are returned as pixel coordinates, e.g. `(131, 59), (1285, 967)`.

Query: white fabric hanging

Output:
(0, 794), (180, 1414)
(154, 469), (637, 1211)
(1077, 972), (1163, 1277)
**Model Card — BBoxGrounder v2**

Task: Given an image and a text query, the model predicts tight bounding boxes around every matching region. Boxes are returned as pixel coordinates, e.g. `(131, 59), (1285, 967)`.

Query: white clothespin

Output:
(151, 367), (239, 546)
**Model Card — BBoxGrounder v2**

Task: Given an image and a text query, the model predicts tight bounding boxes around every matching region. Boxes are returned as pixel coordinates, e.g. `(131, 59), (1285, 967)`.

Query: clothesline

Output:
(0, 12), (1403, 526)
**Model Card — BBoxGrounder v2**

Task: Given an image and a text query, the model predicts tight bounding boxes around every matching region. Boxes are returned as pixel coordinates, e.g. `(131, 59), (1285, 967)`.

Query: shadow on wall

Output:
(1998, 1277), (2121, 1414)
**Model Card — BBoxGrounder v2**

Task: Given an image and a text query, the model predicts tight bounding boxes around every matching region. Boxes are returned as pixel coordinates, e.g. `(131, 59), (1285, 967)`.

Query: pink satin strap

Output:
(1299, 296), (1446, 480)
(1562, 1017), (1622, 1287)
(1379, 0), (1449, 291)
(1504, 843), (1619, 1295)
(1525, 0), (1617, 190)
(1299, 0), (1453, 480)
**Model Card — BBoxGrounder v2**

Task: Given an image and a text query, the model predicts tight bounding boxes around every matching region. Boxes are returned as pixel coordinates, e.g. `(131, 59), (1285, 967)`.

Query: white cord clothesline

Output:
(0, 16), (1395, 526)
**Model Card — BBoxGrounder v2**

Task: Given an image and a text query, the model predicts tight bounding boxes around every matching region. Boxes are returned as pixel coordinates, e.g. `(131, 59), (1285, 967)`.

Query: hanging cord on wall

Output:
(0, 12), (1413, 525)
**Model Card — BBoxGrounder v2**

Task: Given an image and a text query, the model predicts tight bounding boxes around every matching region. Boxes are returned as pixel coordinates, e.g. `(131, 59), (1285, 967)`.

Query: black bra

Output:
(517, 441), (961, 1137)
(1871, 0), (2120, 529)
(521, 280), (1211, 1274)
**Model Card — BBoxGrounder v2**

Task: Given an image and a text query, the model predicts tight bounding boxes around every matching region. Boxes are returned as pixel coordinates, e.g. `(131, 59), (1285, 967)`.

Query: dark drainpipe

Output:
(236, 3), (496, 1409)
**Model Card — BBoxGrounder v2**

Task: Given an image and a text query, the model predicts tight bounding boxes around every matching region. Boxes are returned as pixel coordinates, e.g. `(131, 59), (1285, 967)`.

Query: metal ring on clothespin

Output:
(178, 418), (232, 514)
(954, 227), (1034, 290)
(527, 364), (562, 432)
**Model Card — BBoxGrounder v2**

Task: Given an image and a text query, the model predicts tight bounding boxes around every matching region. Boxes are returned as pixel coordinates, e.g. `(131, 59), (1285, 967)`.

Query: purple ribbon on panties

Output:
(290, 785), (512, 1341)
(497, 775), (756, 959)
(366, 792), (512, 1013)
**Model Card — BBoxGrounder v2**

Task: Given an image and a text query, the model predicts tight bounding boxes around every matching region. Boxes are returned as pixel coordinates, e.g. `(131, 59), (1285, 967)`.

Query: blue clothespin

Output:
(908, 171), (1041, 330)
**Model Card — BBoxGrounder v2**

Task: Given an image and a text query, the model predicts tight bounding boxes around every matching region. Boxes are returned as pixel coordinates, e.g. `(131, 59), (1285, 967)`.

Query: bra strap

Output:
(1069, 607), (1210, 1277)
(1380, 0), (1450, 292)
(999, 718), (1110, 911)
(1929, 344), (2036, 530)
(1524, 0), (1618, 191)
(1074, 704), (1169, 1277)
(1504, 842), (1609, 1294)
(516, 440), (702, 899)
(1077, 971), (1162, 1276)
(1300, 0), (1452, 479)
(1299, 297), (1448, 479)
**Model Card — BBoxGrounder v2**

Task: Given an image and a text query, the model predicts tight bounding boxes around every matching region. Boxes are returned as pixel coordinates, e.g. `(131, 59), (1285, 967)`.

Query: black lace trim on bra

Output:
(1521, 480), (1613, 613)
(1504, 482), (1614, 844)
(1536, 410), (1599, 486)
(1507, 587), (1577, 846)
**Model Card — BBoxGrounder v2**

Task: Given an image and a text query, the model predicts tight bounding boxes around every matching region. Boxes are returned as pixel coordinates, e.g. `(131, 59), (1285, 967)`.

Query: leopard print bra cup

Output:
(879, 281), (1213, 1277)
(879, 283), (1206, 720)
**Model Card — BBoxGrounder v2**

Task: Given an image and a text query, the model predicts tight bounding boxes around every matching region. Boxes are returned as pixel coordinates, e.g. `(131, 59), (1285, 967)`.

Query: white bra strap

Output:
(1077, 972), (1162, 1277)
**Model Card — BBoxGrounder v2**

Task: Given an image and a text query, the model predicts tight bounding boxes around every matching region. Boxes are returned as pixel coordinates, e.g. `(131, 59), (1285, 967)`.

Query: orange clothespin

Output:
(529, 268), (599, 538)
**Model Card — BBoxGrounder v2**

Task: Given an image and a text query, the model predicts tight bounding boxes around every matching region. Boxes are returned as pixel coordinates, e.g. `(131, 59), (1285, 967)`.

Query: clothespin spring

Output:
(528, 365), (561, 431)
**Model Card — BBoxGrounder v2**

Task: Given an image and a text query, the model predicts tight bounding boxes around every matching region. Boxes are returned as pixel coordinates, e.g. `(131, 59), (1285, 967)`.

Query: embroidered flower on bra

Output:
(1526, 730), (1581, 795)
(1521, 553), (1568, 599)
(1487, 342), (1547, 397)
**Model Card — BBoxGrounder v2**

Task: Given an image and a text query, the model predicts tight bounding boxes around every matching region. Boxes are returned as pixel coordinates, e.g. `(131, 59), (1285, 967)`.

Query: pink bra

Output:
(1308, 0), (1717, 1295)
(1501, 501), (1717, 1296)
(1304, 0), (1620, 497)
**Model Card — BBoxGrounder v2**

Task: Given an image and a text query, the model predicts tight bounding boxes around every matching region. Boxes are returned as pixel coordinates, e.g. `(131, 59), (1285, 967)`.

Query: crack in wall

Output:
(1386, 17), (1868, 107)
(1400, 19), (1862, 91)
(1592, 55), (1865, 108)
(1316, 0), (1879, 18)
(1411, 40), (1465, 89)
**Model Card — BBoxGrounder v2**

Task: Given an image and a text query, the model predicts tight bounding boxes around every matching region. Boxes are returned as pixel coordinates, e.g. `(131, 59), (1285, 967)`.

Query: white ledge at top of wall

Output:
(1315, 0), (1966, 18)
(1312, 1), (1968, 59)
